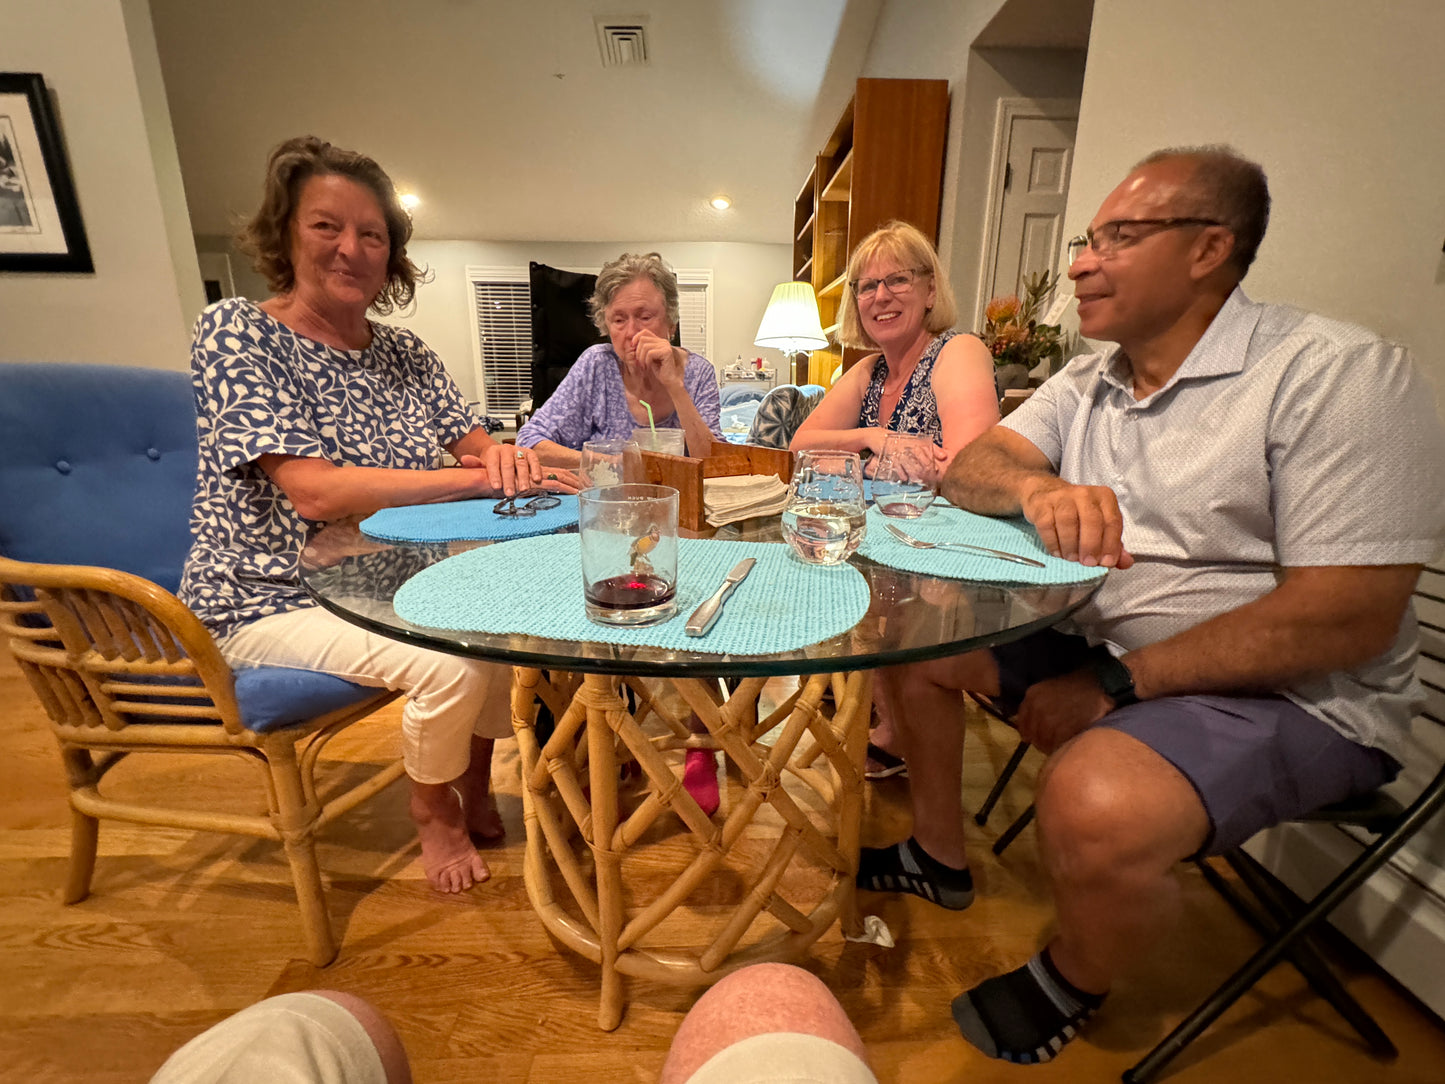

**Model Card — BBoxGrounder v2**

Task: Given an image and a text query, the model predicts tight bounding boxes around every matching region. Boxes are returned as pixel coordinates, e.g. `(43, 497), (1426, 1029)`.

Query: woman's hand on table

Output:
(859, 429), (891, 477)
(931, 441), (951, 476)
(538, 467), (583, 493)
(864, 427), (891, 457)
(458, 444), (533, 496)
(459, 448), (582, 496)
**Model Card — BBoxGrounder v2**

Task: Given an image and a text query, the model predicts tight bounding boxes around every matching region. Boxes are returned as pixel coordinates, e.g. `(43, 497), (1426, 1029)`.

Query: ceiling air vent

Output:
(595, 17), (649, 68)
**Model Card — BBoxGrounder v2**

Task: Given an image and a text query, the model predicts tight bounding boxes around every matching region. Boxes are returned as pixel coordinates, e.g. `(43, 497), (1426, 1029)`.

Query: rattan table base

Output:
(510, 666), (871, 1029)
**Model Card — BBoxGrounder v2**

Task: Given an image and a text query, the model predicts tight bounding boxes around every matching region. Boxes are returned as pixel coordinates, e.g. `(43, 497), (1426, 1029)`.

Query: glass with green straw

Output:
(633, 399), (685, 454)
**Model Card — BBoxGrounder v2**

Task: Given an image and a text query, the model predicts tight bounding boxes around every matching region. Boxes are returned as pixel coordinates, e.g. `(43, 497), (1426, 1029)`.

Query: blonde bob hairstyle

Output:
(235, 136), (426, 315)
(838, 220), (957, 351)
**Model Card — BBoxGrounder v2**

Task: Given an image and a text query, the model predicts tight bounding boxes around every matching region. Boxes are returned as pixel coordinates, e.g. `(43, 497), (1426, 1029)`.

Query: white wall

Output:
(0, 0), (203, 370)
(376, 239), (791, 401)
(860, 0), (1004, 281)
(1067, 0), (1445, 405)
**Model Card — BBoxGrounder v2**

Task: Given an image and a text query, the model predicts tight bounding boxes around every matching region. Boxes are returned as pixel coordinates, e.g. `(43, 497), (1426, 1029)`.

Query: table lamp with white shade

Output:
(754, 281), (829, 385)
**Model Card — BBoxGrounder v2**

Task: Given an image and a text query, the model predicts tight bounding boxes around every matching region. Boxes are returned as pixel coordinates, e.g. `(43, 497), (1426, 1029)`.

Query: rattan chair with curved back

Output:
(0, 362), (403, 965)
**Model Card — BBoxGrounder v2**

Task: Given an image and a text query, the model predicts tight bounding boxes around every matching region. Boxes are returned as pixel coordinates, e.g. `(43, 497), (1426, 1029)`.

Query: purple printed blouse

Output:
(515, 344), (722, 449)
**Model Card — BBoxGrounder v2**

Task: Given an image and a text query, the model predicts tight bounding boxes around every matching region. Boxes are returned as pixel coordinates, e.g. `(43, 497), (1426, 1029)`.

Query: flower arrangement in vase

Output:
(978, 270), (1069, 392)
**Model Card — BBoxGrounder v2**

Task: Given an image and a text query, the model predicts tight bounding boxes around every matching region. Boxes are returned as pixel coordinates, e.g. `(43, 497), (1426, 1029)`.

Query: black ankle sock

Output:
(951, 948), (1106, 1064)
(856, 837), (974, 910)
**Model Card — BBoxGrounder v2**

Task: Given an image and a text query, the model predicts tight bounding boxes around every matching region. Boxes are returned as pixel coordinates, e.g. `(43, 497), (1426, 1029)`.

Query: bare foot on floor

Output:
(410, 782), (490, 894)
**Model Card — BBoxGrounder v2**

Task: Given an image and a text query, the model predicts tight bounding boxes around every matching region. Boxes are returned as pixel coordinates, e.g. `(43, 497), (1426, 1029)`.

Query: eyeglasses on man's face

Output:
(850, 267), (930, 300)
(493, 489), (562, 517)
(1066, 218), (1222, 264)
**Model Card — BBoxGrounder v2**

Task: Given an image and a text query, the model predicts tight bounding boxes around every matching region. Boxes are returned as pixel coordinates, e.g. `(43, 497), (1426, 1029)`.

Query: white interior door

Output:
(977, 100), (1077, 320)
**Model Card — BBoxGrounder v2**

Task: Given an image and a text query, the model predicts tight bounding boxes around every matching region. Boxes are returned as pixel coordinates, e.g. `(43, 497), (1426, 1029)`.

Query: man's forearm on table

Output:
(1120, 566), (1419, 702)
(942, 439), (1053, 516)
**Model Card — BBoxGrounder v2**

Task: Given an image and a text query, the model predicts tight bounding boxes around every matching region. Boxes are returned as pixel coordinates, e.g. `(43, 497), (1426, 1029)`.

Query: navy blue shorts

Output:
(989, 629), (1400, 855)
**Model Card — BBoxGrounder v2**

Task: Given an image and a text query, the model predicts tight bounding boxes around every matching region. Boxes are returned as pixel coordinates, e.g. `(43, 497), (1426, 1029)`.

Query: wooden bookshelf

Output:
(790, 78), (950, 386)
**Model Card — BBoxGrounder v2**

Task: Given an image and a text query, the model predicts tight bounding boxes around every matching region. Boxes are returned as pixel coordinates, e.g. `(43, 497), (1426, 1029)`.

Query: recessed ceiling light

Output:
(399, 192), (421, 211)
(710, 195), (732, 211)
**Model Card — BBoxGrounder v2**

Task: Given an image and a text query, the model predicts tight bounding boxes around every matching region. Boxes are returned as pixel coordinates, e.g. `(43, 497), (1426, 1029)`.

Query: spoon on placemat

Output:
(883, 521), (1045, 568)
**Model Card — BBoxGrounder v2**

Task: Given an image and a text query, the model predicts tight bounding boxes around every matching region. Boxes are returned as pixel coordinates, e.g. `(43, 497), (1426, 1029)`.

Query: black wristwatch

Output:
(1092, 655), (1139, 708)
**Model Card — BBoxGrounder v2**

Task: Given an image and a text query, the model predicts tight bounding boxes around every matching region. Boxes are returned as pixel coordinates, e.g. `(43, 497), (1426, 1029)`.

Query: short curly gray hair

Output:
(588, 252), (680, 334)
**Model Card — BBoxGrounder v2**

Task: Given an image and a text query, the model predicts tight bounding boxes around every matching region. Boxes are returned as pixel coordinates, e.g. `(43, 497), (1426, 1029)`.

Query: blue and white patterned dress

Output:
(178, 298), (478, 642)
(857, 330), (959, 443)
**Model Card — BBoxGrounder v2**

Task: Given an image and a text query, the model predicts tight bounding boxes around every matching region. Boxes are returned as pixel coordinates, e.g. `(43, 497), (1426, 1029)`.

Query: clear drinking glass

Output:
(578, 484), (680, 626)
(632, 427), (688, 456)
(580, 438), (643, 489)
(871, 432), (939, 518)
(781, 449), (867, 565)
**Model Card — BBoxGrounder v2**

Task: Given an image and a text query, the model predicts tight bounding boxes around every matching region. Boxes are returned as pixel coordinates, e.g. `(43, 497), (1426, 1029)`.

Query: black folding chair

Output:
(969, 692), (1036, 856)
(1125, 564), (1445, 1081)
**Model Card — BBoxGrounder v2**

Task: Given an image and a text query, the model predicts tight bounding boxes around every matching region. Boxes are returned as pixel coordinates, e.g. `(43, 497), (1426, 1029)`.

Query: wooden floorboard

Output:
(2, 649), (1444, 1082)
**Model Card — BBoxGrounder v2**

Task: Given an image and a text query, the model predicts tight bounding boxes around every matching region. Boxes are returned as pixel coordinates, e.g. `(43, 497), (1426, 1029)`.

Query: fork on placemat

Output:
(883, 521), (1045, 568)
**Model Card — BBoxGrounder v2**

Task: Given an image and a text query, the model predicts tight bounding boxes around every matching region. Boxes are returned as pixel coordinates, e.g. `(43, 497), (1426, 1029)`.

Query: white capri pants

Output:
(221, 604), (510, 785)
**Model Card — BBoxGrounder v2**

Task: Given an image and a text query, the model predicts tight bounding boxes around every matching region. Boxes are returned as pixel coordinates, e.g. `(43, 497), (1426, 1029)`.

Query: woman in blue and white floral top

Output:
(179, 136), (575, 895)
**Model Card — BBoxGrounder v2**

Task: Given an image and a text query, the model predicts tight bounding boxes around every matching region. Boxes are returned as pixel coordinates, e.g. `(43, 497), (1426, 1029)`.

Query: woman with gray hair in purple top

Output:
(517, 252), (722, 465)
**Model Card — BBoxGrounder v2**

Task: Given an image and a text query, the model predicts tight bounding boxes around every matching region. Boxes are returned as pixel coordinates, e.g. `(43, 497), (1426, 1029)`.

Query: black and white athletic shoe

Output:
(856, 837), (974, 910)
(951, 950), (1105, 1064)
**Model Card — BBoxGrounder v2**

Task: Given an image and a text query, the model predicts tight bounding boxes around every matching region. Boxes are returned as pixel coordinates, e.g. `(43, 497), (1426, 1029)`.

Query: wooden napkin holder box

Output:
(640, 440), (792, 531)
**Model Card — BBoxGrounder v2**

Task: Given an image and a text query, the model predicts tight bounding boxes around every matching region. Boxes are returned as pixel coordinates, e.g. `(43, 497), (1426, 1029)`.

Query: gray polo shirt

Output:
(1003, 288), (1445, 762)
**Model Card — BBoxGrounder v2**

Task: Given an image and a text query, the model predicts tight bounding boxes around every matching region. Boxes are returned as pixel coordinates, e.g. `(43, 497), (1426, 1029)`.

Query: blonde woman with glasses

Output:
(789, 220), (999, 468)
(791, 221), (1000, 781)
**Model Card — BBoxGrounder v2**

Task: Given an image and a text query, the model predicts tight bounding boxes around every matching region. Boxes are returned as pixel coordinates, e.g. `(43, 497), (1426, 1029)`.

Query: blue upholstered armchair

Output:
(0, 362), (403, 965)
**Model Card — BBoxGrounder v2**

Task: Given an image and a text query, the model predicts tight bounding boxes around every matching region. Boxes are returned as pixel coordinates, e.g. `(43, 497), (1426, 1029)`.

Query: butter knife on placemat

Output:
(685, 558), (756, 637)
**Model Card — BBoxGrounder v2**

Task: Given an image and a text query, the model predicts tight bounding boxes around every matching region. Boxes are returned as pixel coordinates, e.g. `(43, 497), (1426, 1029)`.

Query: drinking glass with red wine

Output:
(579, 483), (680, 626)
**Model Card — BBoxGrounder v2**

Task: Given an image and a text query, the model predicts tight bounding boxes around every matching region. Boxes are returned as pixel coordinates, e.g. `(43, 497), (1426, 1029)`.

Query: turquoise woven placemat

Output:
(360, 496), (580, 543)
(857, 506), (1108, 584)
(393, 536), (870, 655)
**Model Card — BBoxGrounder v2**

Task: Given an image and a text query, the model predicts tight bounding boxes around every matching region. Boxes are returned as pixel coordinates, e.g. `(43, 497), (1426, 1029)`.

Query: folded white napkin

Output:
(703, 473), (790, 527)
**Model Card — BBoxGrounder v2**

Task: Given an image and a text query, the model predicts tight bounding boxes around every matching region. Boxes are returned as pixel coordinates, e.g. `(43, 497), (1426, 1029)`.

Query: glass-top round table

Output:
(298, 517), (1099, 678)
(299, 515), (1100, 1028)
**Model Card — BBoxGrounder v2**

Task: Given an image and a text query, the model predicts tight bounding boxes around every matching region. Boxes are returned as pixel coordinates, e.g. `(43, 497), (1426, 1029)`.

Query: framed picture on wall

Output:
(0, 72), (92, 273)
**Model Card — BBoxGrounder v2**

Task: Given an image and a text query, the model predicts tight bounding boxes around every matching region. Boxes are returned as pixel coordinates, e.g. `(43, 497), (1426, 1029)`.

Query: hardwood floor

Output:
(2, 649), (1443, 1083)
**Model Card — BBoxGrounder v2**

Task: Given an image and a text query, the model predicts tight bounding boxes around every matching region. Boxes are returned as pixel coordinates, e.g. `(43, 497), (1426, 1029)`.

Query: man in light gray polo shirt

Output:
(855, 145), (1445, 1064)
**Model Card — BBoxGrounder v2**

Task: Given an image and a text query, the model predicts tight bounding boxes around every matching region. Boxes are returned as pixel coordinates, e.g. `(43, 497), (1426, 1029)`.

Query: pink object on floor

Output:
(683, 749), (720, 815)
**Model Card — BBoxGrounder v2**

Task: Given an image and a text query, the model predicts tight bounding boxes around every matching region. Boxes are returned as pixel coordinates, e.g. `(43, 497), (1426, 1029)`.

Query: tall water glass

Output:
(872, 432), (939, 518)
(781, 450), (867, 565)
(579, 484), (680, 626)
(580, 438), (643, 489)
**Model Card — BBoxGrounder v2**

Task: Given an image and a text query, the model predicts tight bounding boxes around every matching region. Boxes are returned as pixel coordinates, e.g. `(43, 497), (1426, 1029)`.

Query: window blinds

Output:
(472, 278), (531, 415)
